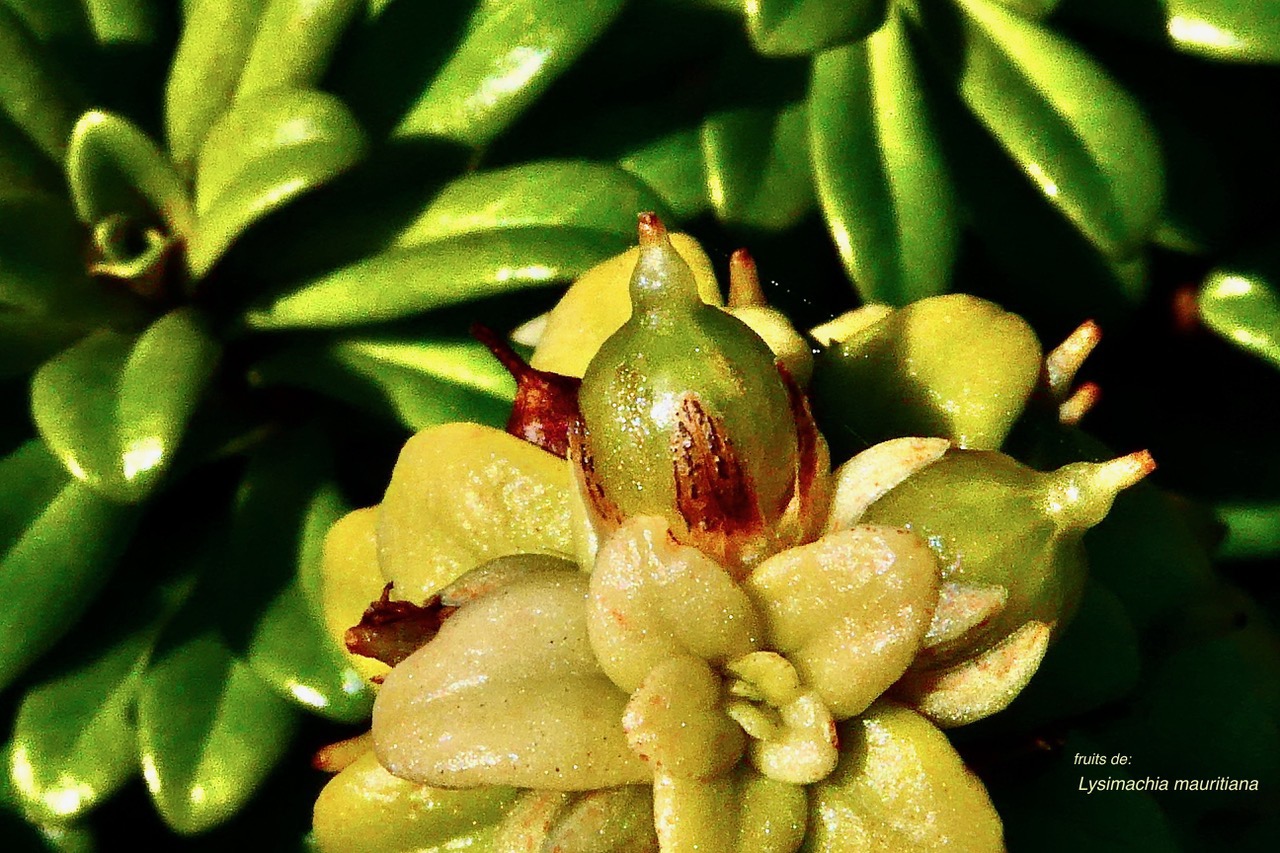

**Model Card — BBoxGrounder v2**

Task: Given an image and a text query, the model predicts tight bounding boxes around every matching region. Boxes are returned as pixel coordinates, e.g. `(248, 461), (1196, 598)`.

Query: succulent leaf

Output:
(0, 441), (137, 691)
(0, 5), (84, 161)
(945, 0), (1164, 259)
(249, 333), (516, 433)
(700, 101), (815, 230)
(1198, 251), (1280, 370)
(393, 160), (670, 247)
(137, 631), (299, 834)
(392, 0), (628, 146)
(235, 0), (363, 100)
(745, 0), (888, 57)
(187, 89), (367, 278)
(245, 226), (621, 330)
(66, 110), (194, 239)
(810, 8), (958, 304)
(164, 0), (269, 169)
(30, 308), (220, 504)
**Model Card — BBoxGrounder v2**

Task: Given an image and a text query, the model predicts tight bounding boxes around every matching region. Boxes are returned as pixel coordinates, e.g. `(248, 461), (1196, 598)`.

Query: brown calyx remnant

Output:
(671, 394), (767, 574)
(472, 324), (582, 459)
(569, 418), (624, 528)
(345, 584), (454, 669)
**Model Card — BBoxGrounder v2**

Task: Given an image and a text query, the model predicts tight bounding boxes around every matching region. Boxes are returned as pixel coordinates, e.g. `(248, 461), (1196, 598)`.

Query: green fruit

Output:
(813, 294), (1042, 455)
(862, 447), (1154, 661)
(579, 215), (798, 556)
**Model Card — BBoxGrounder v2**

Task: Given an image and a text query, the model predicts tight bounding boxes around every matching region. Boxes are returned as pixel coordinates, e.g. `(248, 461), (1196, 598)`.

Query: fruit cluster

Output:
(312, 216), (1154, 851)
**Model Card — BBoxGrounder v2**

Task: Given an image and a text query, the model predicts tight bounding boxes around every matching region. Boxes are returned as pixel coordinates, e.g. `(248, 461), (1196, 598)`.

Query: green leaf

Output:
(6, 528), (195, 826)
(949, 0), (1164, 258)
(0, 441), (137, 691)
(187, 89), (367, 278)
(236, 0), (363, 100)
(619, 128), (713, 220)
(0, 112), (63, 195)
(0, 310), (87, 380)
(30, 309), (220, 503)
(0, 4), (85, 162)
(1164, 0), (1280, 62)
(241, 480), (374, 723)
(1068, 0), (1280, 63)
(137, 631), (298, 835)
(164, 0), (269, 169)
(0, 193), (136, 323)
(9, 632), (151, 823)
(1199, 255), (1280, 370)
(0, 0), (94, 43)
(810, 11), (958, 304)
(1216, 501), (1280, 560)
(392, 160), (669, 246)
(81, 0), (164, 45)
(245, 227), (627, 329)
(700, 100), (815, 230)
(746, 0), (887, 56)
(395, 0), (628, 146)
(991, 0), (1061, 16)
(249, 335), (516, 432)
(194, 89), (364, 215)
(66, 110), (194, 238)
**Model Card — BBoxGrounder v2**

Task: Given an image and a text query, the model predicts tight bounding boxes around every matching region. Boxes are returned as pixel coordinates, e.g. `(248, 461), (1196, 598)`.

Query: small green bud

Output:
(578, 214), (801, 565)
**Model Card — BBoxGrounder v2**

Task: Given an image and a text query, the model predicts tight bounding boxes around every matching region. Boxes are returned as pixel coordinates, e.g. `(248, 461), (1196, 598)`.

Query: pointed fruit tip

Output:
(1099, 449), (1156, 493)
(637, 211), (667, 246)
(1046, 319), (1103, 398)
(1058, 381), (1101, 425)
(728, 249), (766, 308)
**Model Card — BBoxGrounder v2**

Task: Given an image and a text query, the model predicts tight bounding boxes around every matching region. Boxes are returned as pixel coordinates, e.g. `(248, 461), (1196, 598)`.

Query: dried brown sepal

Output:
(344, 583), (454, 668)
(671, 395), (768, 572)
(472, 323), (582, 459)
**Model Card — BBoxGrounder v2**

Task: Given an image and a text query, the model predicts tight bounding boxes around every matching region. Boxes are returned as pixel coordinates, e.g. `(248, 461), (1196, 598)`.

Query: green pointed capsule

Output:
(860, 447), (1155, 665)
(579, 214), (799, 543)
